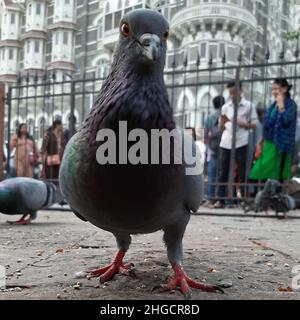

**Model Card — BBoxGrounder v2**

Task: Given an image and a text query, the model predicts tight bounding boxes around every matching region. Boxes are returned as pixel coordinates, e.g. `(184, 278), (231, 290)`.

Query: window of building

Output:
(118, 0), (122, 9)
(11, 13), (15, 24)
(63, 32), (69, 44)
(114, 11), (122, 28)
(209, 43), (218, 60)
(55, 33), (59, 45)
(65, 0), (70, 4)
(189, 46), (198, 62)
(219, 43), (225, 59)
(97, 18), (103, 39)
(28, 4), (32, 15)
(34, 40), (40, 53)
(96, 58), (110, 78)
(27, 41), (30, 53)
(200, 43), (207, 58)
(9, 48), (14, 60)
(36, 2), (41, 15)
(228, 46), (237, 61)
(2, 49), (5, 59)
(125, 0), (130, 7)
(105, 2), (110, 12)
(124, 7), (132, 15)
(105, 14), (113, 31)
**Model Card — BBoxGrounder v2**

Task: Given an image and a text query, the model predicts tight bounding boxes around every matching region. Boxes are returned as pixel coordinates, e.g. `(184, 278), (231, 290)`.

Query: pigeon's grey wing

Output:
(182, 132), (205, 213)
(16, 178), (48, 211)
(184, 174), (204, 213)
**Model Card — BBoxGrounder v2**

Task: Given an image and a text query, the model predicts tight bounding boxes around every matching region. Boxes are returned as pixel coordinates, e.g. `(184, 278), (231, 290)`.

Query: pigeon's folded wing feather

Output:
(182, 133), (204, 213)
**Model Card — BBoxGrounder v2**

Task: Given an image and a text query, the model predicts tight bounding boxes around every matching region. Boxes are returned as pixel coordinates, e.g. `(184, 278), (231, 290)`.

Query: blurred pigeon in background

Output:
(254, 179), (295, 218)
(60, 9), (222, 299)
(0, 178), (63, 225)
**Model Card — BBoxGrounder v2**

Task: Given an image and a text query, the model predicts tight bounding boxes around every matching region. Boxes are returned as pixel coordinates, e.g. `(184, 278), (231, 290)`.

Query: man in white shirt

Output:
(214, 81), (258, 208)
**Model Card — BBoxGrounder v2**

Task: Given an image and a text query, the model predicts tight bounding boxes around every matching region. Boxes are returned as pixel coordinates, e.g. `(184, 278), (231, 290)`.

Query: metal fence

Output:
(2, 55), (300, 205)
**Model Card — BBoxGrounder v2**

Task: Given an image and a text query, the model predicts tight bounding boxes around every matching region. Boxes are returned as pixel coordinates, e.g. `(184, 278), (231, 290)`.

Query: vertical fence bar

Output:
(245, 49), (256, 192)
(258, 48), (270, 191)
(215, 52), (226, 200)
(293, 36), (299, 95)
(34, 73), (38, 141)
(193, 52), (200, 129)
(181, 54), (188, 128)
(0, 83), (5, 181)
(61, 74), (65, 123)
(70, 80), (76, 137)
(6, 87), (12, 176)
(171, 57), (176, 123)
(228, 64), (241, 200)
(207, 54), (213, 118)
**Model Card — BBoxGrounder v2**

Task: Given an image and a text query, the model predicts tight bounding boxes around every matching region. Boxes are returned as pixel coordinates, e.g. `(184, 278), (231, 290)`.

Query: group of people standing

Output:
(204, 78), (298, 208)
(8, 120), (67, 184)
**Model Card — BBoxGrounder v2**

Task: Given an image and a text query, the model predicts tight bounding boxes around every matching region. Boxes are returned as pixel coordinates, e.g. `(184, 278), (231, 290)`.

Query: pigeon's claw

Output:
(153, 264), (224, 300)
(7, 214), (32, 226)
(87, 251), (136, 283)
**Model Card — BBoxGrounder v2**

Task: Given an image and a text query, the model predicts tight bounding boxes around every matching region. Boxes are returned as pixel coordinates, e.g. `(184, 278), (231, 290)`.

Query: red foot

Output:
(153, 264), (224, 299)
(7, 215), (32, 226)
(87, 251), (136, 283)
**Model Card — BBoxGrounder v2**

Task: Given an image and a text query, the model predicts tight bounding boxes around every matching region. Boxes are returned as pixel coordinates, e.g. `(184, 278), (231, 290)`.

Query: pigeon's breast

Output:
(60, 136), (185, 234)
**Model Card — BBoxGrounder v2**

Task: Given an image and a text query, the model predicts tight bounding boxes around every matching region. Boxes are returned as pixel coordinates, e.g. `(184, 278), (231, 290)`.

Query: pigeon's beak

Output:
(139, 33), (161, 62)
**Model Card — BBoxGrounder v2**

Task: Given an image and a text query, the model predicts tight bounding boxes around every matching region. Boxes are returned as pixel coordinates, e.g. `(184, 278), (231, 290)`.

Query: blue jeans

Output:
(207, 155), (217, 201)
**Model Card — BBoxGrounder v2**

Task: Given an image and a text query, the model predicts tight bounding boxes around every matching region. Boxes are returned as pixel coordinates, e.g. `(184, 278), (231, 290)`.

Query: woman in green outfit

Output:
(250, 78), (297, 182)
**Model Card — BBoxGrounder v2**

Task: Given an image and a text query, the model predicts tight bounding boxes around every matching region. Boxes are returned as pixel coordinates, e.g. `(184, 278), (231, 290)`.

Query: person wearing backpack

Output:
(203, 95), (225, 208)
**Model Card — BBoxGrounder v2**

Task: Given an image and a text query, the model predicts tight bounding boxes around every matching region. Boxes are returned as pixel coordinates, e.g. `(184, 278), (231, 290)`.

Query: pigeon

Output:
(59, 9), (223, 299)
(254, 179), (295, 218)
(0, 177), (63, 225)
(254, 179), (279, 213)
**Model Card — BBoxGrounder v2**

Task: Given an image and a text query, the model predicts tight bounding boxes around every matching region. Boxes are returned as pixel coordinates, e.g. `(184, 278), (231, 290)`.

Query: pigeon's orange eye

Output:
(164, 30), (170, 40)
(121, 23), (131, 37)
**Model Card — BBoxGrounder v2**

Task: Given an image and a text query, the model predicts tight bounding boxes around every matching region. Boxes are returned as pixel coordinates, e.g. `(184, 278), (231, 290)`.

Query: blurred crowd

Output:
(3, 119), (73, 185)
(187, 78), (299, 209)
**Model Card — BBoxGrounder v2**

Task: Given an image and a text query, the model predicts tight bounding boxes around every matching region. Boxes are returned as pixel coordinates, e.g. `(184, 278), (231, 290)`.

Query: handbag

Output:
(29, 152), (39, 166)
(46, 154), (61, 166)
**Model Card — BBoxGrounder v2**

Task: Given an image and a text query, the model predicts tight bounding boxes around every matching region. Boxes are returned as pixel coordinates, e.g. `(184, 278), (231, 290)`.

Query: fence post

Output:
(0, 83), (4, 181)
(228, 65), (241, 199)
(6, 88), (12, 176)
(69, 80), (76, 137)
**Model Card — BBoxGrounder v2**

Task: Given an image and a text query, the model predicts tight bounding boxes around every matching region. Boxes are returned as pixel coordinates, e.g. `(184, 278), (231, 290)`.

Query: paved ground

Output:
(0, 208), (299, 300)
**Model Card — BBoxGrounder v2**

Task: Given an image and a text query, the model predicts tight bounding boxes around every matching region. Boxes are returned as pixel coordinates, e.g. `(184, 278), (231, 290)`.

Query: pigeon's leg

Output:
(154, 215), (223, 299)
(88, 233), (135, 283)
(7, 214), (32, 226)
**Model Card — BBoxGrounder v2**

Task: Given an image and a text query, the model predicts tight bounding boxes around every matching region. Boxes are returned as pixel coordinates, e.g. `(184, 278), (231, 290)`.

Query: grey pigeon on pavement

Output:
(0, 177), (63, 225)
(254, 179), (295, 217)
(59, 9), (222, 299)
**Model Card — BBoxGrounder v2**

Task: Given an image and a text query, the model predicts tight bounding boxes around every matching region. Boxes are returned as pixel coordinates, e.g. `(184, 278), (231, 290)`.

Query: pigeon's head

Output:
(114, 9), (169, 72)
